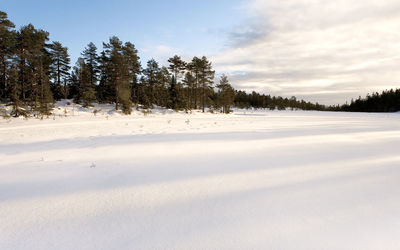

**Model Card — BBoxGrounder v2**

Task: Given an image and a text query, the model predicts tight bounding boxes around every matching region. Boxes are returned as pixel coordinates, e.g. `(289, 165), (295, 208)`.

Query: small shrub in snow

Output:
(141, 109), (151, 116)
(1, 108), (10, 119)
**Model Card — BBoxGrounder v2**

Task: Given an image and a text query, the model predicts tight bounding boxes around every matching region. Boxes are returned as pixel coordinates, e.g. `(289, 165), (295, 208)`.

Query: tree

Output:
(102, 36), (132, 113)
(81, 42), (99, 87)
(217, 74), (235, 113)
(168, 55), (186, 82)
(168, 55), (186, 109)
(0, 11), (15, 100)
(187, 57), (201, 109)
(74, 58), (96, 107)
(15, 24), (50, 108)
(49, 41), (70, 99)
(182, 71), (196, 109)
(122, 42), (140, 106)
(142, 59), (161, 108)
(97, 50), (113, 102)
(196, 56), (214, 112)
(8, 65), (27, 117)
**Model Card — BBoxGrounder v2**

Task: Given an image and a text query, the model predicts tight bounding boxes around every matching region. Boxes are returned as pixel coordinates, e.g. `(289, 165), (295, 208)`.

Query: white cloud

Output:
(212, 0), (400, 105)
(141, 45), (180, 66)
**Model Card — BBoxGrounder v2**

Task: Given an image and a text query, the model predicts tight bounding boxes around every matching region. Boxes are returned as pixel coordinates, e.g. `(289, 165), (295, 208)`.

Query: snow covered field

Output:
(1, 102), (400, 250)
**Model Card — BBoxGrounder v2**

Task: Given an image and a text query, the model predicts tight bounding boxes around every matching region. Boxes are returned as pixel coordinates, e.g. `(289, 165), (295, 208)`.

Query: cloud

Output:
(227, 21), (271, 47)
(141, 45), (180, 66)
(212, 0), (400, 105)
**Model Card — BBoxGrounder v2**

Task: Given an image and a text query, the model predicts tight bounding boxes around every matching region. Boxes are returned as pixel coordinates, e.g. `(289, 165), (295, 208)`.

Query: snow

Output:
(1, 101), (400, 250)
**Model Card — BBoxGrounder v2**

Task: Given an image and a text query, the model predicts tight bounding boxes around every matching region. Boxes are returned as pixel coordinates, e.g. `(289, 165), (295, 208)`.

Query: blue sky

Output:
(3, 0), (246, 64)
(3, 0), (400, 105)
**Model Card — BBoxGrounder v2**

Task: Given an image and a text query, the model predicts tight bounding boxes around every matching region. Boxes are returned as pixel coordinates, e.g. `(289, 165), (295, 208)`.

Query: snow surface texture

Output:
(1, 102), (400, 250)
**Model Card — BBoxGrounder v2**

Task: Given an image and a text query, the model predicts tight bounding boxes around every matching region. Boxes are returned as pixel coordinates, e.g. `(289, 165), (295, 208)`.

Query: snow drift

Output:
(1, 102), (400, 250)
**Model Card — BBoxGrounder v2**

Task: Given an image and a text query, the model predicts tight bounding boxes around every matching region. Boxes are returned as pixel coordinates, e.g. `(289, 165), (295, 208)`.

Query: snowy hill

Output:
(1, 102), (400, 250)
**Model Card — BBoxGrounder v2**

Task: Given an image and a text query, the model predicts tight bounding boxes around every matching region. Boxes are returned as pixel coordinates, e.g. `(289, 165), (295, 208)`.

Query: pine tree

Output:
(169, 74), (186, 110)
(157, 66), (171, 108)
(191, 56), (214, 112)
(37, 72), (54, 116)
(97, 50), (113, 102)
(81, 42), (99, 87)
(75, 58), (96, 107)
(187, 57), (201, 109)
(68, 67), (80, 100)
(142, 59), (161, 108)
(168, 55), (186, 82)
(15, 24), (50, 109)
(102, 36), (132, 113)
(122, 42), (140, 106)
(182, 71), (196, 109)
(217, 74), (235, 113)
(37, 45), (54, 116)
(0, 11), (15, 100)
(168, 55), (186, 109)
(49, 41), (70, 100)
(8, 65), (27, 117)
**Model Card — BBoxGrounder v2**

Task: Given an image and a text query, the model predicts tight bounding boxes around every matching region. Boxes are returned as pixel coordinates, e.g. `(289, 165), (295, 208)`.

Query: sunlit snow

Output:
(1, 101), (400, 250)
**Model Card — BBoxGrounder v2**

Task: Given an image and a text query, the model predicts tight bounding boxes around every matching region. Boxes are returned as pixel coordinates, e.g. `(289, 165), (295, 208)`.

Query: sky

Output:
(3, 0), (400, 105)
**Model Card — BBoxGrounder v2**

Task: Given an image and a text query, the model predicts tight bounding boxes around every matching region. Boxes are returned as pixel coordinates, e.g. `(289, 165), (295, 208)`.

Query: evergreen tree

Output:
(37, 71), (54, 116)
(81, 42), (99, 87)
(157, 66), (171, 108)
(97, 50), (113, 102)
(187, 57), (201, 109)
(68, 67), (80, 100)
(49, 41), (70, 100)
(122, 42), (140, 106)
(102, 36), (132, 113)
(36, 41), (54, 116)
(217, 74), (235, 113)
(0, 11), (15, 100)
(8, 65), (27, 117)
(168, 55), (186, 109)
(196, 56), (214, 112)
(15, 24), (50, 108)
(182, 71), (196, 109)
(168, 55), (186, 82)
(75, 58), (96, 107)
(142, 59), (161, 108)
(168, 75), (178, 109)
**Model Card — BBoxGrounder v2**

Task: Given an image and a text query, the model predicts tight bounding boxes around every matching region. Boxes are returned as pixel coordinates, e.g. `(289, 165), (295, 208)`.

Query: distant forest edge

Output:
(0, 11), (399, 118)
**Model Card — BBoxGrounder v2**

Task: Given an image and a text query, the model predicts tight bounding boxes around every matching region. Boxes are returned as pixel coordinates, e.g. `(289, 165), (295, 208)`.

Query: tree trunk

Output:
(21, 48), (26, 102)
(202, 81), (205, 113)
(1, 56), (6, 98)
(115, 76), (119, 110)
(57, 58), (60, 85)
(64, 79), (67, 99)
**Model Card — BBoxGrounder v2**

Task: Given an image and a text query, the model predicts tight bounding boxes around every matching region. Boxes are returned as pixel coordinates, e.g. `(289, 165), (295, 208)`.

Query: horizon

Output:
(3, 0), (400, 105)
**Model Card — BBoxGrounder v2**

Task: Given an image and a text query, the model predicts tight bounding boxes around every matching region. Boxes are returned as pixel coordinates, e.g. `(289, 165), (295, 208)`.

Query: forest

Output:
(336, 89), (400, 112)
(0, 10), (399, 117)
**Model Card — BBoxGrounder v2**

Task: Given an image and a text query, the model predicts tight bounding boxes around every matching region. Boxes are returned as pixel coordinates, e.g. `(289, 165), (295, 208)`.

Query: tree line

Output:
(0, 10), (328, 117)
(3, 10), (396, 117)
(328, 89), (400, 112)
